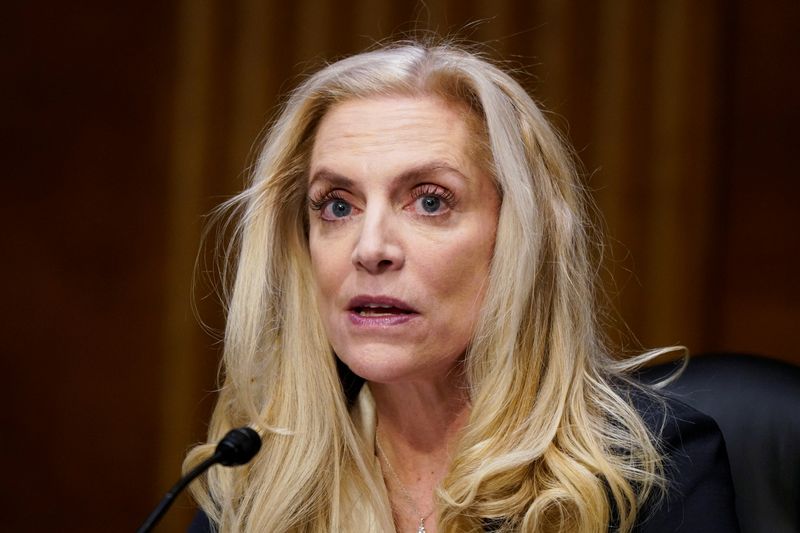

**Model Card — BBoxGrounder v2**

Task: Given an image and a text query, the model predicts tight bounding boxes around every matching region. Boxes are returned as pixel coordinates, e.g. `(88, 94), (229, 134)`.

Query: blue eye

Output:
(419, 195), (441, 213)
(324, 199), (352, 219)
(308, 188), (356, 221)
(410, 184), (455, 216)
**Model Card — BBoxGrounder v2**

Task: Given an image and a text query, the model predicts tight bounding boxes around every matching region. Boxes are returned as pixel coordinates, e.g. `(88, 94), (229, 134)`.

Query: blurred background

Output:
(3, 0), (798, 531)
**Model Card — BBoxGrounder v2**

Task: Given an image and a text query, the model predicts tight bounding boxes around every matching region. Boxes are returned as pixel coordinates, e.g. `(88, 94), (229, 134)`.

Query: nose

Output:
(351, 206), (404, 274)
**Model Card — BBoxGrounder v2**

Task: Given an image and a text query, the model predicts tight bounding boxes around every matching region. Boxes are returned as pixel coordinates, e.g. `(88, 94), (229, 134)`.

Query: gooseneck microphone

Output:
(136, 427), (262, 533)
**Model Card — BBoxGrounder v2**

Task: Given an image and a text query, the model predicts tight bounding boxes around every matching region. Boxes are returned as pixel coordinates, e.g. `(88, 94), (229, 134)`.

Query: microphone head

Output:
(215, 427), (262, 466)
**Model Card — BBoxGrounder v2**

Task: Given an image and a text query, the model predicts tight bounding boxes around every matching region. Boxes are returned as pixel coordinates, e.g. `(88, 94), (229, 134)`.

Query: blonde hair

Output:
(184, 40), (667, 532)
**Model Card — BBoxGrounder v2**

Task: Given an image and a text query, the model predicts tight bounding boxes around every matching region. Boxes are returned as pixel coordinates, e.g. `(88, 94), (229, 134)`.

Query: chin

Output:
(334, 343), (463, 385)
(336, 349), (417, 384)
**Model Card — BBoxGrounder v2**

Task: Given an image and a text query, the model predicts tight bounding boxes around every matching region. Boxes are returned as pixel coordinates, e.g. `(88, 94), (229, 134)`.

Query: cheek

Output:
(421, 228), (495, 311)
(309, 237), (344, 307)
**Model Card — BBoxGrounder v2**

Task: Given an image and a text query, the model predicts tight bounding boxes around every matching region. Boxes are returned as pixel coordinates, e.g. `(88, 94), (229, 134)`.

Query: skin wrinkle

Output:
(307, 94), (500, 533)
(183, 44), (679, 533)
(308, 95), (499, 387)
(184, 45), (678, 533)
(309, 161), (476, 193)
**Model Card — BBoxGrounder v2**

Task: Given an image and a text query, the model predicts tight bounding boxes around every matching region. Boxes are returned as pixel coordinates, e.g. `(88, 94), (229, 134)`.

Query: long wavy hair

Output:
(184, 40), (670, 532)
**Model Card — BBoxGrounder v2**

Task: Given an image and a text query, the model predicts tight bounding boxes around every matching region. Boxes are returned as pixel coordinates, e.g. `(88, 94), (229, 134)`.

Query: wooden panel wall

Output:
(4, 1), (797, 531)
(3, 2), (179, 531)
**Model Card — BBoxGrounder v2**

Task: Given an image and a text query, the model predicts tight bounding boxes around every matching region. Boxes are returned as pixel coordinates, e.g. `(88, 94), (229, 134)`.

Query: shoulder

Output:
(625, 385), (740, 532)
(187, 510), (212, 533)
(630, 386), (727, 461)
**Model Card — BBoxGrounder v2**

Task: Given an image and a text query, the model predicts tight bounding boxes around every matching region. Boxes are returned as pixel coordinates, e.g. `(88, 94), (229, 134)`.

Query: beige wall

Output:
(4, 1), (798, 531)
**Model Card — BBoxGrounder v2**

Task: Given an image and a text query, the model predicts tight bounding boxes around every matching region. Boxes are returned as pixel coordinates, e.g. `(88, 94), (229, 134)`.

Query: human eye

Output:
(409, 184), (456, 216)
(308, 189), (354, 221)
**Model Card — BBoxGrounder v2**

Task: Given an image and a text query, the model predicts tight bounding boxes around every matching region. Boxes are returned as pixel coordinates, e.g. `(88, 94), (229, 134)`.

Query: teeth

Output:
(359, 309), (394, 316)
(357, 304), (404, 316)
(352, 302), (412, 317)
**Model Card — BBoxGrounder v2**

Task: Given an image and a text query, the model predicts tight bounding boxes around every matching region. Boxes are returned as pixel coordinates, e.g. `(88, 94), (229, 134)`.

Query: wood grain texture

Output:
(3, 1), (797, 531)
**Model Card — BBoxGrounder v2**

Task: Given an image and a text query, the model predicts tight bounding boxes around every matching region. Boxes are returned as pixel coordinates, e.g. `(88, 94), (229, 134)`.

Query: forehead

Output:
(309, 95), (481, 176)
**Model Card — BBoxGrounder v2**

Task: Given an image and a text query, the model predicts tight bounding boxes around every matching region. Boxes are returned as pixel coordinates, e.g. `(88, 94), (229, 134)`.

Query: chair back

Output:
(639, 354), (800, 533)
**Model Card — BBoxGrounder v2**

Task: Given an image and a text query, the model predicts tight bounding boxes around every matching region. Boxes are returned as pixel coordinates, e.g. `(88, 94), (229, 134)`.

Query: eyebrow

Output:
(308, 161), (469, 189)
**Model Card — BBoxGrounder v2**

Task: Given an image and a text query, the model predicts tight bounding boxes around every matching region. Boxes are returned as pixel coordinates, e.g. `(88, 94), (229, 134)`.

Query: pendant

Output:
(417, 518), (426, 533)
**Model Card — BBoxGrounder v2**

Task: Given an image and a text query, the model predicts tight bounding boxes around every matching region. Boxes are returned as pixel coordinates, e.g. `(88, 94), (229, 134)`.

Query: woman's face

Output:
(307, 95), (500, 384)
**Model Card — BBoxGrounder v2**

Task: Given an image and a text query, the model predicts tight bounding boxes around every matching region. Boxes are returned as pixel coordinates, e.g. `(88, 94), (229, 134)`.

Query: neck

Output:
(370, 372), (470, 455)
(369, 374), (470, 533)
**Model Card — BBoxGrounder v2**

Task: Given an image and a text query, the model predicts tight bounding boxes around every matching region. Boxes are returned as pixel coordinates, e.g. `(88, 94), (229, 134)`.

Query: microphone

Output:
(212, 426), (262, 466)
(136, 427), (262, 533)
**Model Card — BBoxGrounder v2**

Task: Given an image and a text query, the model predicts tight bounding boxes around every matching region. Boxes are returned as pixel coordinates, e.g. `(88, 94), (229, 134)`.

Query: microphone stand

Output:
(136, 427), (261, 533)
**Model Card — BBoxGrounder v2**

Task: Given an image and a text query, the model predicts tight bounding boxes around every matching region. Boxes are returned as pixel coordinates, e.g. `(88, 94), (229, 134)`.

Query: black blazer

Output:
(631, 392), (739, 532)
(188, 393), (739, 532)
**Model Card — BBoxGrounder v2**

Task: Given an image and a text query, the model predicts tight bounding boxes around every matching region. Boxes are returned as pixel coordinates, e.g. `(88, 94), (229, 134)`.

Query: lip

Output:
(346, 295), (419, 327)
(347, 295), (417, 313)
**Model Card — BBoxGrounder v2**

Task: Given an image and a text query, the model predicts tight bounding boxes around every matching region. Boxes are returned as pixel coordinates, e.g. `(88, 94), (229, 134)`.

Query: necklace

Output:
(375, 434), (435, 533)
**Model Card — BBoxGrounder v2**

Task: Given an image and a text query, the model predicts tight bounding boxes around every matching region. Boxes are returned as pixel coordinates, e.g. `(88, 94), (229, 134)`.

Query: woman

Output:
(185, 41), (738, 532)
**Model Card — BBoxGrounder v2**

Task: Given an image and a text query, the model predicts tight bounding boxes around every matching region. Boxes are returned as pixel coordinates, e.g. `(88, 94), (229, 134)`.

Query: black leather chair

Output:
(639, 354), (800, 533)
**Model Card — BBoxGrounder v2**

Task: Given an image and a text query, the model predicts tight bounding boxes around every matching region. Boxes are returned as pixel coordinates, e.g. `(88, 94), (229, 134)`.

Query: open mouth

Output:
(347, 296), (418, 322)
(352, 304), (414, 317)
